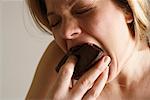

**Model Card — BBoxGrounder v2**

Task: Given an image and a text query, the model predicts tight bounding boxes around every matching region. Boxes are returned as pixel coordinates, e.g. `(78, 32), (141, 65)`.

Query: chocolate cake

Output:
(55, 43), (104, 80)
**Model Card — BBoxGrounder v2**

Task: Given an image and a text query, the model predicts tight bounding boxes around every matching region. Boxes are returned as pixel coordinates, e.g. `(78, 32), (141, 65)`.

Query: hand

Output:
(48, 55), (111, 100)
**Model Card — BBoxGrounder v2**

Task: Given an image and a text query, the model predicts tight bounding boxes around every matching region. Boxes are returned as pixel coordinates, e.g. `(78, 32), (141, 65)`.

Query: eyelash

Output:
(75, 7), (93, 15)
(50, 8), (93, 28)
(50, 19), (61, 28)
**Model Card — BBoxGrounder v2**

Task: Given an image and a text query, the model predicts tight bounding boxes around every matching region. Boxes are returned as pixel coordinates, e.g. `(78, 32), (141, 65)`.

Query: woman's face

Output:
(45, 0), (134, 82)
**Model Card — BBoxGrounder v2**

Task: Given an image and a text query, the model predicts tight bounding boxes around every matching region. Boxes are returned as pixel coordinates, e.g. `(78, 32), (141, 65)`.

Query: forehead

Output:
(45, 0), (77, 8)
(45, 0), (96, 10)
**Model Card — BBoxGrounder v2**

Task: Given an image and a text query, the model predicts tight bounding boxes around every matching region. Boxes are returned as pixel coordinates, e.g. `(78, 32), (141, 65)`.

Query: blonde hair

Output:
(127, 0), (150, 47)
(26, 0), (150, 47)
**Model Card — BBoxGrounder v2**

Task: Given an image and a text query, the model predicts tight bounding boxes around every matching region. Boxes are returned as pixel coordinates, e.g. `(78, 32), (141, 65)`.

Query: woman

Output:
(25, 0), (150, 99)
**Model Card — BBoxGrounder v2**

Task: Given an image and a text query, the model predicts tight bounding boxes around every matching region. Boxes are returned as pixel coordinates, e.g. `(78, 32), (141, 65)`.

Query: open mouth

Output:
(56, 43), (105, 80)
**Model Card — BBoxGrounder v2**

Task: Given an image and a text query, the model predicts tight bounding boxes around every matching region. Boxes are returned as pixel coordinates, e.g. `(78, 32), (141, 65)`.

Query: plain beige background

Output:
(1, 0), (54, 99)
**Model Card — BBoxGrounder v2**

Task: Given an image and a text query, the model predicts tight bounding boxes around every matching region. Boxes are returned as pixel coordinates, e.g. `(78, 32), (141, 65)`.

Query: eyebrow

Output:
(47, 0), (80, 17)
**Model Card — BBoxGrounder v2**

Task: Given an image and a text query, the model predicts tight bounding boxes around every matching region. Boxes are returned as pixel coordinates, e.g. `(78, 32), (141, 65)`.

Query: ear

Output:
(124, 12), (135, 38)
(124, 12), (133, 23)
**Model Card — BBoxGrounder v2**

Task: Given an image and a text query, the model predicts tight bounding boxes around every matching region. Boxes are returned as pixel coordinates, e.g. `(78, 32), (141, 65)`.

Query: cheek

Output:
(82, 8), (129, 52)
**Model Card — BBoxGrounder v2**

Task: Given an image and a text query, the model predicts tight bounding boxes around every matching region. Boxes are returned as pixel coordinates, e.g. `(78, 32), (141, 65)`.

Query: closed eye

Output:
(50, 20), (61, 28)
(75, 7), (93, 15)
(48, 16), (61, 28)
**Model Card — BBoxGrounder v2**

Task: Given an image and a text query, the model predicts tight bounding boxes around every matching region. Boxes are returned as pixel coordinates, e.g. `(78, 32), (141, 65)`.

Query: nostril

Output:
(71, 33), (78, 36)
(70, 33), (81, 39)
(61, 22), (82, 39)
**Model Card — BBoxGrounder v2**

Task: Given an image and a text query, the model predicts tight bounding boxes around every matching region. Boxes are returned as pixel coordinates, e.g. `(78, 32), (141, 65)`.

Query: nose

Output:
(60, 16), (82, 40)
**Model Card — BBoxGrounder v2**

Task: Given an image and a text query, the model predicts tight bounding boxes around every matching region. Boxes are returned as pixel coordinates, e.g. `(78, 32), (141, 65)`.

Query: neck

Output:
(116, 46), (150, 91)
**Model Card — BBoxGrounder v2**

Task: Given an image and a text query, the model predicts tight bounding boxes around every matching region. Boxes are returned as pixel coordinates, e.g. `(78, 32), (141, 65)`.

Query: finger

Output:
(55, 56), (77, 92)
(71, 56), (111, 98)
(83, 67), (109, 100)
(72, 79), (78, 86)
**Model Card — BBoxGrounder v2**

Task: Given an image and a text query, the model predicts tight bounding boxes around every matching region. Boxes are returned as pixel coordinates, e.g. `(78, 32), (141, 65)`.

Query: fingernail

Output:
(104, 56), (111, 65)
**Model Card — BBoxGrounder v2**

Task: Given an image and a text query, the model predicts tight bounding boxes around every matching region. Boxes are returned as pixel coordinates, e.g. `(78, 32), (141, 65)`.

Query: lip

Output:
(67, 41), (112, 65)
(67, 42), (103, 52)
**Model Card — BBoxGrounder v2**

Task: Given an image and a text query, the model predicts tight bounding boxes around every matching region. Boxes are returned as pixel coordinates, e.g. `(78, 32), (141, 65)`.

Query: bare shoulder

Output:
(38, 40), (65, 67)
(26, 40), (65, 99)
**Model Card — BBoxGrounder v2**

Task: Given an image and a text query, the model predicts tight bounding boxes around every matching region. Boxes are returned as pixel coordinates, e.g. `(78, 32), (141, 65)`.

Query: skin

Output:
(46, 0), (136, 82)
(26, 0), (150, 99)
